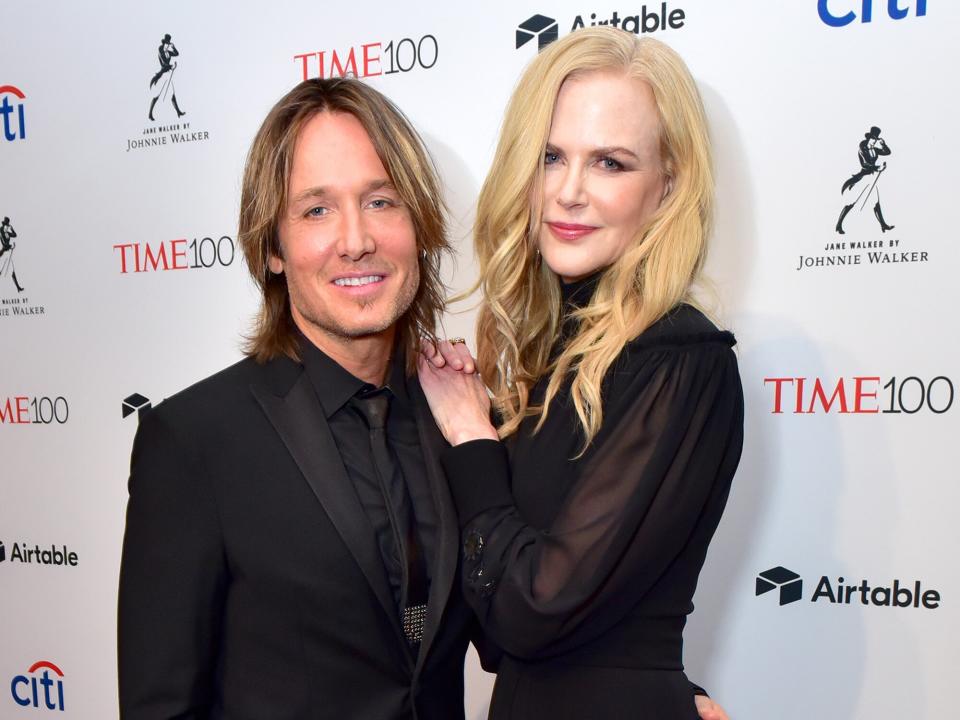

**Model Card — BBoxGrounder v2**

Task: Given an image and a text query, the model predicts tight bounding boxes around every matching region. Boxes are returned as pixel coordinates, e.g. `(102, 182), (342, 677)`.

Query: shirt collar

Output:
(298, 332), (410, 418)
(383, 349), (411, 408)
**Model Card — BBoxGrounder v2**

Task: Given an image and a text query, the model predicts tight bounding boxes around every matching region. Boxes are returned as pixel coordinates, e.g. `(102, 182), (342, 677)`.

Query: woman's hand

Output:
(694, 695), (730, 720)
(417, 340), (498, 446)
(420, 337), (477, 374)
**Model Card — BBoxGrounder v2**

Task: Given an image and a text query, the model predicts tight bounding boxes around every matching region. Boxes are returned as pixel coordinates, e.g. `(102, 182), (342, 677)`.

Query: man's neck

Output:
(294, 317), (395, 387)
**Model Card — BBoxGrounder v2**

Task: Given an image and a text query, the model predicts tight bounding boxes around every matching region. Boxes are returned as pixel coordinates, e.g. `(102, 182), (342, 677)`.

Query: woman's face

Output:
(538, 70), (669, 284)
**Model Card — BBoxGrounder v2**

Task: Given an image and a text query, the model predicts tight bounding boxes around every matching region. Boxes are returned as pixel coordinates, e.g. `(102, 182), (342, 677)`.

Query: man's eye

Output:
(306, 206), (328, 217)
(368, 198), (392, 209)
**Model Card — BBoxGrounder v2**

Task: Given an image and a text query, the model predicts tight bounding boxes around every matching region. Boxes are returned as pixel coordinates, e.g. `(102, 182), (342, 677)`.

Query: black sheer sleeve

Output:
(441, 339), (743, 660)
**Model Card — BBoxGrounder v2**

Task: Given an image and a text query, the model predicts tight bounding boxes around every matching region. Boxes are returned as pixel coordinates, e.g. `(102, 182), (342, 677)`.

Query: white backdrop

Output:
(1, 1), (957, 717)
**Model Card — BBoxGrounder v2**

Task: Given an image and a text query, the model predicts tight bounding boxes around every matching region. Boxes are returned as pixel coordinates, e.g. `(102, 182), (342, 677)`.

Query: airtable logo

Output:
(0, 85), (27, 142)
(122, 393), (152, 420)
(516, 5), (687, 53)
(516, 15), (558, 51)
(756, 567), (803, 605)
(0, 540), (78, 567)
(10, 661), (65, 711)
(756, 567), (941, 610)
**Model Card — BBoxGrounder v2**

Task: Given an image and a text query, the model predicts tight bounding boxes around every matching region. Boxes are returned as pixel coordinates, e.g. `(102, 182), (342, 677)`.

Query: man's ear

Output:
(268, 253), (283, 274)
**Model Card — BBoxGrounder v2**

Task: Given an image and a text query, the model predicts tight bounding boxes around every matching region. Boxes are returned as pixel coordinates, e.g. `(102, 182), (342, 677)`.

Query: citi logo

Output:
(818, 0), (927, 27)
(0, 85), (27, 142)
(10, 661), (65, 711)
(756, 567), (941, 610)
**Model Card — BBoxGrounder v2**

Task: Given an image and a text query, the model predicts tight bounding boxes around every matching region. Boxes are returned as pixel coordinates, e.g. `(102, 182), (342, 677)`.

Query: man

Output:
(118, 78), (729, 719)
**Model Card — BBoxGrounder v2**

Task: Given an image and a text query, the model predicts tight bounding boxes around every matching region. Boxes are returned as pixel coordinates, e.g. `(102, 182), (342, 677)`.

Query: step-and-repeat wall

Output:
(2, 2), (956, 717)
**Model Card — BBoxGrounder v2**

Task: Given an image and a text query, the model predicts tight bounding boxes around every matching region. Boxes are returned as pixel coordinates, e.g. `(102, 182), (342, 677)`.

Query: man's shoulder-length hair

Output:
(238, 77), (449, 372)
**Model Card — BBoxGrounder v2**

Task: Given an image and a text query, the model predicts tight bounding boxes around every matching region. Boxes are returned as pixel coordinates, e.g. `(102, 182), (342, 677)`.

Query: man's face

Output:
(270, 111), (420, 348)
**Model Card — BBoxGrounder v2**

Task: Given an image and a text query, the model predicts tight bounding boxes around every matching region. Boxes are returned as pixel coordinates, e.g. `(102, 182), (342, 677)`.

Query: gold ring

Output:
(448, 337), (466, 345)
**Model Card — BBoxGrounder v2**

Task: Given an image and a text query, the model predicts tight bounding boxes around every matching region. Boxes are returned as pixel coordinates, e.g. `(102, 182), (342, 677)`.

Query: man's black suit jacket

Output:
(118, 354), (485, 719)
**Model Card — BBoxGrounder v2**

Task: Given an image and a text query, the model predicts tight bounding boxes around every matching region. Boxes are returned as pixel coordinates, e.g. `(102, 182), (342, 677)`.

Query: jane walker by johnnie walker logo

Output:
(125, 32), (211, 152)
(795, 125), (931, 273)
(1, 214), (46, 319)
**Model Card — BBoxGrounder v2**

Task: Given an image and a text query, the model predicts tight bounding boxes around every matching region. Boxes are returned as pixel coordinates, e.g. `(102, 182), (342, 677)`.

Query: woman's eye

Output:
(544, 151), (560, 165)
(599, 157), (623, 171)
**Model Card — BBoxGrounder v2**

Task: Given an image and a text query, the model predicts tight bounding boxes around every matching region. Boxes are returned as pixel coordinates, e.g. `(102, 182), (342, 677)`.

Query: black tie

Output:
(350, 388), (429, 645)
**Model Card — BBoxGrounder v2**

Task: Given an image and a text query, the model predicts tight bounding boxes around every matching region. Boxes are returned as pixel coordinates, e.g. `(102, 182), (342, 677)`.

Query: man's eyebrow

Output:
(290, 186), (330, 204)
(363, 178), (399, 197)
(289, 179), (397, 204)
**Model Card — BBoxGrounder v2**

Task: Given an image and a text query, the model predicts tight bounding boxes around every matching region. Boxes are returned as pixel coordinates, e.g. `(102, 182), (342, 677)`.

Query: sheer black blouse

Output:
(441, 291), (743, 695)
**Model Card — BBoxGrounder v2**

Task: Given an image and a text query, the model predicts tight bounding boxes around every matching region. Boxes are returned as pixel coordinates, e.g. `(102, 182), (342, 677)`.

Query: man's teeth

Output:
(334, 275), (384, 287)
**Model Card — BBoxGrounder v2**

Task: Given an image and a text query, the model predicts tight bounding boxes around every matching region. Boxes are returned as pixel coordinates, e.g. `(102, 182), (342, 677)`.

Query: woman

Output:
(418, 29), (743, 719)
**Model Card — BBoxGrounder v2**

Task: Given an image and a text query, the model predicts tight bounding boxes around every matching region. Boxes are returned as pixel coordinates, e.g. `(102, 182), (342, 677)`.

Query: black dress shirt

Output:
(299, 336), (438, 613)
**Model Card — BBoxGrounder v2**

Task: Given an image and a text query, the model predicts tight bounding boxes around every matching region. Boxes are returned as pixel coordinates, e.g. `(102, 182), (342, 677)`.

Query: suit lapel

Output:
(408, 377), (459, 669)
(250, 365), (411, 658)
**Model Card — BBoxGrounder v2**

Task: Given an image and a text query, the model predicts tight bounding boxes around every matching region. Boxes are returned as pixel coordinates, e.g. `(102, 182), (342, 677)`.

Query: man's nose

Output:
(337, 206), (376, 260)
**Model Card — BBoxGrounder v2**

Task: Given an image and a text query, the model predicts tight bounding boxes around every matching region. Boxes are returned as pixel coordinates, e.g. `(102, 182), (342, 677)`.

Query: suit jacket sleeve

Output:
(117, 405), (228, 719)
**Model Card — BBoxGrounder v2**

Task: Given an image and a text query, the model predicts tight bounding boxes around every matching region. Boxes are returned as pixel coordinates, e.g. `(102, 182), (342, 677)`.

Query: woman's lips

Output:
(546, 222), (599, 241)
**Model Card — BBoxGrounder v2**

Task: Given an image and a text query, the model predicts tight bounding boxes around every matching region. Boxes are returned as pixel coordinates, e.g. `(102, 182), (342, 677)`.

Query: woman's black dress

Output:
(441, 280), (744, 719)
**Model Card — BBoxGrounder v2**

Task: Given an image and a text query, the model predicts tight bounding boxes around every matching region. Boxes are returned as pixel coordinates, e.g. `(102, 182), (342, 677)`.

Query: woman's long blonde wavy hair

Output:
(474, 29), (714, 450)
